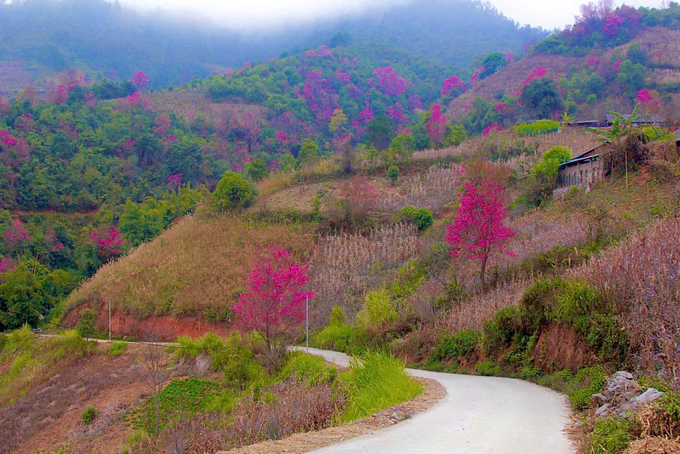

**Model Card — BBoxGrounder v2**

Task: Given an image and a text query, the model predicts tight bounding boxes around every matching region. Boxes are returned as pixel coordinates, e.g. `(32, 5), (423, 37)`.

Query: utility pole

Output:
(306, 295), (309, 354)
(108, 301), (111, 341)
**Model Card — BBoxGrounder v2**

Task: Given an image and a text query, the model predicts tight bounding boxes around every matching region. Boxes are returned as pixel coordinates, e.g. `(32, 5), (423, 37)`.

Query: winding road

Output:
(299, 347), (575, 454)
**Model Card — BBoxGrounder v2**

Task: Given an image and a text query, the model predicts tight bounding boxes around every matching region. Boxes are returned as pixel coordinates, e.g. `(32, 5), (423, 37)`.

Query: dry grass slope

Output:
(65, 212), (315, 321)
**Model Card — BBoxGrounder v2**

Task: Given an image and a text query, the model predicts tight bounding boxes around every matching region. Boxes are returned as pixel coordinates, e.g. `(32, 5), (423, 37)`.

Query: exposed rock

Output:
(636, 388), (664, 406)
(593, 372), (664, 418)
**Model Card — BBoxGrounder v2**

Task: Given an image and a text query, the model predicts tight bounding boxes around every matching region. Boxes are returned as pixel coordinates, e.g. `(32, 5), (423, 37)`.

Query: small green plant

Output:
(315, 306), (356, 353)
(76, 310), (98, 339)
(589, 417), (631, 453)
(567, 366), (608, 410)
(430, 330), (481, 363)
(386, 166), (400, 184)
(513, 120), (560, 137)
(357, 290), (396, 329)
(212, 171), (256, 212)
(341, 351), (422, 422)
(0, 334), (7, 351)
(81, 406), (98, 425)
(475, 360), (501, 376)
(278, 352), (336, 385)
(398, 206), (434, 231)
(109, 341), (127, 358)
(129, 378), (221, 434)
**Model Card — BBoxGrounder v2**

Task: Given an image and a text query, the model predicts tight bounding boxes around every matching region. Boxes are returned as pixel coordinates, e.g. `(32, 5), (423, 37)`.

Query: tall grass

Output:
(341, 351), (422, 422)
(309, 224), (420, 326)
(569, 216), (680, 376)
(65, 213), (315, 320)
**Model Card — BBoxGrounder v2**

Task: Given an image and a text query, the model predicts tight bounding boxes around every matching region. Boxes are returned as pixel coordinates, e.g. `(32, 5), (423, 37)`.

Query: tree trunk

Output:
(480, 256), (487, 292)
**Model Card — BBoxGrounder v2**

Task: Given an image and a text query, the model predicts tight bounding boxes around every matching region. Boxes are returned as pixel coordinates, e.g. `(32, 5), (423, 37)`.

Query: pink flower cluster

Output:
(603, 14), (625, 37)
(386, 103), (409, 124)
(167, 174), (182, 189)
(4, 219), (33, 248)
(425, 104), (448, 146)
(334, 69), (351, 84)
(276, 130), (288, 145)
(441, 75), (467, 97)
(89, 227), (125, 256)
(494, 102), (507, 113)
(520, 66), (547, 92)
(482, 123), (503, 137)
(446, 180), (515, 261)
(0, 258), (15, 274)
(132, 71), (149, 89)
(373, 66), (411, 97)
(234, 245), (314, 341)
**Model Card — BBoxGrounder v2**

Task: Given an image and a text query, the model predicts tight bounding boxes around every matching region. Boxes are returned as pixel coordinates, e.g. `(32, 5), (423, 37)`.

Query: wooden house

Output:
(557, 144), (610, 189)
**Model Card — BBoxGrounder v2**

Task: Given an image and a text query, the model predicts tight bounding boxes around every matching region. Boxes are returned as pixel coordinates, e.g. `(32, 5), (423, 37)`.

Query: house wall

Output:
(558, 156), (604, 189)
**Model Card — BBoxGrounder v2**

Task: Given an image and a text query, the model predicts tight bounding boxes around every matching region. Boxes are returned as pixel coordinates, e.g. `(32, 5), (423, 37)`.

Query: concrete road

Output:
(300, 347), (575, 454)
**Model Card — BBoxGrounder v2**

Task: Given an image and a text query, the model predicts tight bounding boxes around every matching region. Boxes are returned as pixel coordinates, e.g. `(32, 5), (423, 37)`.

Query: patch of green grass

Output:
(341, 351), (422, 422)
(82, 406), (98, 425)
(475, 361), (501, 376)
(109, 341), (128, 358)
(590, 417), (631, 453)
(314, 307), (357, 353)
(278, 352), (336, 386)
(129, 378), (221, 434)
(429, 330), (481, 366)
(540, 366), (607, 411)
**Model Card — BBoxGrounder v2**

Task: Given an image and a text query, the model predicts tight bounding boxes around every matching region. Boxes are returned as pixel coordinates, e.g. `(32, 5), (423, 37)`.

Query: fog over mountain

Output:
(121, 0), (665, 30)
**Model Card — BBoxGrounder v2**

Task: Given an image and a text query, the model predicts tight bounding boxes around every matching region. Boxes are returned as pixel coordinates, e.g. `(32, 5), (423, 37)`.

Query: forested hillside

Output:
(0, 0), (546, 94)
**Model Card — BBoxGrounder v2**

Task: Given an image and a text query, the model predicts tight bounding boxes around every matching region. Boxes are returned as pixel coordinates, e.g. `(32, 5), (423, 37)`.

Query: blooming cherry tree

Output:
(446, 181), (515, 290)
(234, 245), (314, 354)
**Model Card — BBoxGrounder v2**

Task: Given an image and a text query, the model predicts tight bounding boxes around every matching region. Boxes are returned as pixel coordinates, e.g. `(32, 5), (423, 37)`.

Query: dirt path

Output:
(303, 347), (575, 454)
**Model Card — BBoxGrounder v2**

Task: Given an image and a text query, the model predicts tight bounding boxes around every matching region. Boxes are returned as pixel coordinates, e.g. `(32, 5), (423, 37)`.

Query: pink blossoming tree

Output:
(446, 181), (515, 290)
(89, 227), (125, 263)
(425, 104), (448, 147)
(132, 71), (149, 89)
(234, 245), (314, 357)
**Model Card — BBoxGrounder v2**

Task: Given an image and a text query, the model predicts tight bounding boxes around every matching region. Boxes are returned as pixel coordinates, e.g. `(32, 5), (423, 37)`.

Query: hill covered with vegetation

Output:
(0, 0), (547, 95)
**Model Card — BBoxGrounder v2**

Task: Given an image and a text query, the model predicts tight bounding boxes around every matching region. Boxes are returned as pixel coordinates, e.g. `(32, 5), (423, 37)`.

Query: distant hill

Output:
(0, 0), (547, 94)
(443, 4), (680, 127)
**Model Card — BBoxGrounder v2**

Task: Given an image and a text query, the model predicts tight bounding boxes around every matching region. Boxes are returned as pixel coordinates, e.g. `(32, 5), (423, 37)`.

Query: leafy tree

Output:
(399, 206), (434, 231)
(386, 166), (400, 184)
(520, 78), (564, 119)
(329, 109), (348, 132)
(446, 181), (515, 290)
(366, 114), (393, 150)
(525, 146), (573, 206)
(212, 171), (256, 212)
(234, 245), (314, 359)
(480, 52), (507, 79)
(297, 139), (319, 169)
(246, 158), (269, 182)
(589, 104), (649, 185)
(446, 124), (467, 146)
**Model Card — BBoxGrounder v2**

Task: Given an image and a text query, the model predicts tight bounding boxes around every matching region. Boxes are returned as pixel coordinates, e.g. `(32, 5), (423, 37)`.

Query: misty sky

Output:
(121, 0), (666, 30)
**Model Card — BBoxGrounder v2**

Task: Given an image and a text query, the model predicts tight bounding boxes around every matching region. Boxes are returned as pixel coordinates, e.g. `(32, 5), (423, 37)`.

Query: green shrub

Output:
(212, 171), (256, 212)
(658, 390), (680, 421)
(567, 366), (608, 410)
(129, 378), (221, 434)
(358, 290), (396, 329)
(341, 351), (422, 422)
(51, 330), (96, 358)
(430, 330), (481, 363)
(315, 323), (356, 353)
(398, 206), (434, 231)
(75, 310), (98, 338)
(278, 352), (336, 385)
(109, 341), (127, 358)
(590, 417), (631, 454)
(513, 120), (560, 137)
(0, 334), (7, 351)
(389, 259), (426, 298)
(386, 166), (400, 183)
(475, 360), (501, 376)
(81, 406), (98, 425)
(482, 306), (525, 352)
